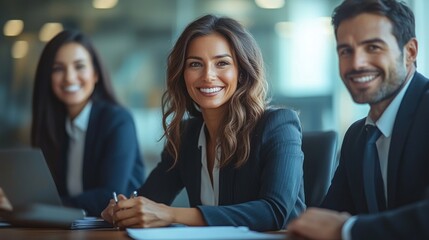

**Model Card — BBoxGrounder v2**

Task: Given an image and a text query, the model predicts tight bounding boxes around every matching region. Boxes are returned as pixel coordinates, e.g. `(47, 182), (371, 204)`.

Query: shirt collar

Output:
(366, 73), (414, 137)
(198, 122), (206, 149)
(66, 101), (93, 137)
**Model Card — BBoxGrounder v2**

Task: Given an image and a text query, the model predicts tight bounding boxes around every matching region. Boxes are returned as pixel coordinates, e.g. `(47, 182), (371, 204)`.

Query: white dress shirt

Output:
(65, 101), (92, 197)
(198, 123), (220, 206)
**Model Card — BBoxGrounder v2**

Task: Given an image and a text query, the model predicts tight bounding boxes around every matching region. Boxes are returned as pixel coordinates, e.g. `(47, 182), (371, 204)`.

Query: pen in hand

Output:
(111, 191), (138, 229)
(114, 190), (137, 202)
(131, 190), (138, 199)
(113, 192), (119, 204)
(112, 192), (119, 229)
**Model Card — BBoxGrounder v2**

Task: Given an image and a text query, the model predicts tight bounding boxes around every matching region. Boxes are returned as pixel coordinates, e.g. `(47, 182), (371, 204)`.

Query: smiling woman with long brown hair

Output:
(102, 14), (305, 231)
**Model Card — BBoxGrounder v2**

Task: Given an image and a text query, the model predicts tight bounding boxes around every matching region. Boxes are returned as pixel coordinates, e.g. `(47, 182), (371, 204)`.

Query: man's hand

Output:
(287, 208), (351, 240)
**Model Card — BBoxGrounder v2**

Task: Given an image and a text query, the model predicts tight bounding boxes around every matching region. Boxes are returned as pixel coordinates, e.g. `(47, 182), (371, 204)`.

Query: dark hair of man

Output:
(31, 30), (117, 173)
(162, 14), (267, 168)
(332, 0), (415, 50)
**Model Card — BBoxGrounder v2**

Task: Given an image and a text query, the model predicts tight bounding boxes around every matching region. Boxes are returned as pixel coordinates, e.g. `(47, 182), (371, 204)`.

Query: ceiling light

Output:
(93, 0), (118, 9)
(12, 40), (29, 59)
(255, 0), (285, 9)
(4, 20), (24, 37)
(39, 23), (63, 42)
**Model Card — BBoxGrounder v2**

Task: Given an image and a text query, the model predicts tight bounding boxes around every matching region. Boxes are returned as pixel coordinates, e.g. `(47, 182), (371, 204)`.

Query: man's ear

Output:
(404, 38), (418, 67)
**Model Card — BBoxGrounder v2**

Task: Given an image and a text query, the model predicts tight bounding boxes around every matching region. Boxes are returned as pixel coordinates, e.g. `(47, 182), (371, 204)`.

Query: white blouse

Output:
(65, 101), (92, 196)
(198, 123), (220, 206)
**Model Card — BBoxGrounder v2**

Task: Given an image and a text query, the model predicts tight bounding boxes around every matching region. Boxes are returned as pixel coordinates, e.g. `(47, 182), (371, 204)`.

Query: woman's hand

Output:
(100, 198), (117, 224)
(113, 196), (174, 228)
(101, 194), (206, 228)
(0, 187), (13, 211)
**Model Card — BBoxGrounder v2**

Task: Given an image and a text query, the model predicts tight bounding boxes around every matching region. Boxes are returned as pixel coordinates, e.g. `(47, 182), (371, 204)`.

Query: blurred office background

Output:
(1, 0), (428, 205)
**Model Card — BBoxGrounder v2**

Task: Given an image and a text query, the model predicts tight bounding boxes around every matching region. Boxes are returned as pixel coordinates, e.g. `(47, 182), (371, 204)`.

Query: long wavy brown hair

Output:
(162, 14), (268, 168)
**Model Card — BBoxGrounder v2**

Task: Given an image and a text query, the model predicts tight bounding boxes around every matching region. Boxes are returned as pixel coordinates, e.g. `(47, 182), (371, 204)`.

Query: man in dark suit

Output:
(288, 0), (429, 239)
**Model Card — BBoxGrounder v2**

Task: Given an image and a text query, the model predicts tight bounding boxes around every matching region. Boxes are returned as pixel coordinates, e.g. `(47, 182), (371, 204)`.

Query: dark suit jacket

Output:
(139, 108), (305, 231)
(352, 199), (429, 239)
(322, 72), (429, 238)
(58, 101), (145, 216)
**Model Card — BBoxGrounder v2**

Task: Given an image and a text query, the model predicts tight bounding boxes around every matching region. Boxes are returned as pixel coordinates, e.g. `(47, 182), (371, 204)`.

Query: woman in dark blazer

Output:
(31, 30), (145, 216)
(101, 14), (305, 231)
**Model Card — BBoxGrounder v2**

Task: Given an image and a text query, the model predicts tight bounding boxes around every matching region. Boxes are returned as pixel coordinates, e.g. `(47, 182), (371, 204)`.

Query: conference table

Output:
(0, 227), (294, 240)
(0, 227), (129, 240)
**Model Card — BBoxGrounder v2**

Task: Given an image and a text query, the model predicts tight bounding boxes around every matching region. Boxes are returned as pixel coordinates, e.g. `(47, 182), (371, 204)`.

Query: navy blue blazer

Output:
(58, 101), (145, 216)
(139, 108), (305, 231)
(322, 72), (429, 238)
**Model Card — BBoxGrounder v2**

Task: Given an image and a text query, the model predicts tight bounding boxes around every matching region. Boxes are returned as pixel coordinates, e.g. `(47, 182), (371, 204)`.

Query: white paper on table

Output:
(127, 226), (284, 239)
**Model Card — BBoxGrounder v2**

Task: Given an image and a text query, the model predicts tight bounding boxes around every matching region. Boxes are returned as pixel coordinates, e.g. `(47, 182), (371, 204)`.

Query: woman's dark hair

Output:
(31, 30), (117, 172)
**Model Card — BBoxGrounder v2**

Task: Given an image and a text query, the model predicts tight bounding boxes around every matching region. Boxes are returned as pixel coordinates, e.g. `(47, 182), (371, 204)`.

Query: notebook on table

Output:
(0, 148), (85, 228)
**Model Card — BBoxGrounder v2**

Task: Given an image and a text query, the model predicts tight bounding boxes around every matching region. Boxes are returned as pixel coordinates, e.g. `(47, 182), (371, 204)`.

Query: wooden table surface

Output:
(0, 227), (129, 240)
(0, 227), (296, 240)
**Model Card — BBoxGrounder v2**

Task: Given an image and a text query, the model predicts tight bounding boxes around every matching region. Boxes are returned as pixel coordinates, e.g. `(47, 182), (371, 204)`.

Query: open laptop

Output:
(0, 148), (85, 228)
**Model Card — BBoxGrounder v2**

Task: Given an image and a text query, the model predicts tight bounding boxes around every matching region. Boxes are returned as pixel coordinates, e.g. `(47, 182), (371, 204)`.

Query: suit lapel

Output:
(348, 122), (369, 212)
(187, 143), (203, 206)
(58, 132), (69, 195)
(219, 162), (235, 205)
(82, 102), (100, 189)
(182, 118), (203, 206)
(387, 73), (429, 207)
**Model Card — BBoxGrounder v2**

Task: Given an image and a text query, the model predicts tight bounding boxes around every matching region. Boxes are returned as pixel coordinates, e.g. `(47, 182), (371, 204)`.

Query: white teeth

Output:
(199, 87), (222, 93)
(352, 75), (377, 83)
(64, 85), (81, 92)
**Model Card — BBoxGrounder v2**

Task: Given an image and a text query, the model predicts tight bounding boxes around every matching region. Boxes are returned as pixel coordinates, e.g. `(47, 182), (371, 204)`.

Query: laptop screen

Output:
(0, 148), (63, 207)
